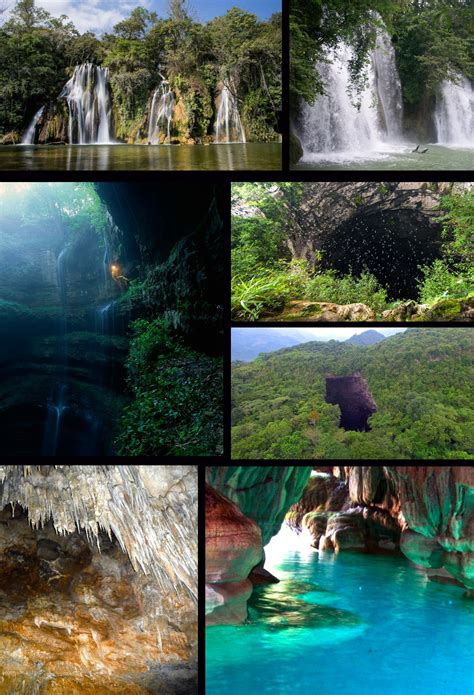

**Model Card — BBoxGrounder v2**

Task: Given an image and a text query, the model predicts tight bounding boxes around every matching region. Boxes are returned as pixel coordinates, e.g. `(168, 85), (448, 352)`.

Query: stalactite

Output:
(0, 465), (197, 601)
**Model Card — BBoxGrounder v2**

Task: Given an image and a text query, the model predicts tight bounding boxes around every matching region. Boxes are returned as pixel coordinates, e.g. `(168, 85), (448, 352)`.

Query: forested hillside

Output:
(232, 328), (473, 460)
(0, 0), (281, 143)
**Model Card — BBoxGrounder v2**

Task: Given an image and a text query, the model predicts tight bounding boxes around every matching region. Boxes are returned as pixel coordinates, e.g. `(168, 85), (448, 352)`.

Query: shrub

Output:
(418, 259), (474, 304)
(305, 271), (388, 314)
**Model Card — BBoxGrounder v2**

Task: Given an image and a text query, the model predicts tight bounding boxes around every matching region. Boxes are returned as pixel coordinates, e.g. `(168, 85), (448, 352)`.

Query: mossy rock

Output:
(413, 296), (474, 321)
(289, 129), (303, 166)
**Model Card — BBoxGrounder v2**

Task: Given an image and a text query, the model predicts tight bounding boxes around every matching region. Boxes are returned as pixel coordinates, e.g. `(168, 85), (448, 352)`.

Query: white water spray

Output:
(298, 24), (405, 160)
(21, 106), (44, 144)
(214, 85), (246, 144)
(148, 82), (175, 144)
(434, 76), (473, 147)
(60, 64), (113, 144)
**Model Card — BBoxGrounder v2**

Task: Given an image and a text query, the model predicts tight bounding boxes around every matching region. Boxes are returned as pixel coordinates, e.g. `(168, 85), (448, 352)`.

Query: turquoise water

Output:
(206, 544), (474, 695)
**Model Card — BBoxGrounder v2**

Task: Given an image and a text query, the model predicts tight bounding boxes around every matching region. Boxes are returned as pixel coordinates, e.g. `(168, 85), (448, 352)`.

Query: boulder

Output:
(268, 300), (376, 322)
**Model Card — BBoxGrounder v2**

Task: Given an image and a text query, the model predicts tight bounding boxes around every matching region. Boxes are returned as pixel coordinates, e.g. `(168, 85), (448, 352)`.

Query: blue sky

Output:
(35, 0), (281, 34)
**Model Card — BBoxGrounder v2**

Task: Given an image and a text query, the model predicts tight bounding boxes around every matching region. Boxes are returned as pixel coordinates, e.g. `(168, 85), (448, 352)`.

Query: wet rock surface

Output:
(263, 301), (376, 322)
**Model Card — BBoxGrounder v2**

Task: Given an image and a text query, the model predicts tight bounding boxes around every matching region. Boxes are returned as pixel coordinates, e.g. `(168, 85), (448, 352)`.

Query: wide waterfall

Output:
(60, 63), (113, 144)
(148, 82), (175, 144)
(434, 76), (473, 147)
(214, 85), (246, 144)
(21, 106), (44, 144)
(298, 25), (404, 158)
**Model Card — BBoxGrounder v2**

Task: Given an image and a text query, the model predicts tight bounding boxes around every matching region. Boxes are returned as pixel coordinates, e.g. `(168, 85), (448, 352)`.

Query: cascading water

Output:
(434, 76), (474, 147)
(21, 106), (44, 144)
(60, 63), (113, 144)
(298, 24), (404, 160)
(214, 85), (246, 144)
(148, 82), (175, 144)
(42, 247), (69, 455)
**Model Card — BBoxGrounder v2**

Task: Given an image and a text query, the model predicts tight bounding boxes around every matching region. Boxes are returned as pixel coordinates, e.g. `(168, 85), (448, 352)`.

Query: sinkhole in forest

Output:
(320, 209), (442, 299)
(325, 374), (377, 432)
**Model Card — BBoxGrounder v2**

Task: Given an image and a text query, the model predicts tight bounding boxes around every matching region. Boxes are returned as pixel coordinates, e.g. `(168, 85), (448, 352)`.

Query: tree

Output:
(113, 7), (157, 40)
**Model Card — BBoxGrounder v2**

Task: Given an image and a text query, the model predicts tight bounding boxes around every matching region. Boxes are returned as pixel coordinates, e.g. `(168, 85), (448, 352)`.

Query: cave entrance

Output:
(319, 208), (442, 299)
(325, 374), (377, 432)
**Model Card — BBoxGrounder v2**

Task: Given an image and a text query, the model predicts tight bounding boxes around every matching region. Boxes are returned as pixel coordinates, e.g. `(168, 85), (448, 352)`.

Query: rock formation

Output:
(205, 484), (261, 625)
(0, 465), (197, 694)
(207, 466), (313, 545)
(206, 466), (474, 627)
(233, 182), (472, 300)
(385, 467), (474, 590)
(325, 374), (377, 431)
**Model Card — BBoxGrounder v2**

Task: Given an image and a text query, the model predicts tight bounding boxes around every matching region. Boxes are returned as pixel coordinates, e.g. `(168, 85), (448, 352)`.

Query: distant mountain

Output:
(232, 328), (399, 361)
(345, 330), (387, 346)
(232, 328), (307, 362)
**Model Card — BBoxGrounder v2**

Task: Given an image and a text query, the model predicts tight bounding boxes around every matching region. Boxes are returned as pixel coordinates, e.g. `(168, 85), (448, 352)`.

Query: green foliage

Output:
(116, 318), (222, 456)
(393, 1), (473, 110)
(232, 328), (474, 460)
(418, 260), (474, 304)
(232, 264), (309, 321)
(306, 271), (389, 314)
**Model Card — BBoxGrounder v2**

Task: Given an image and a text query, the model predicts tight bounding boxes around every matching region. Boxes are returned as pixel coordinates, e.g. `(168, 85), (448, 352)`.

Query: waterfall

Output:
(21, 106), (44, 144)
(42, 248), (69, 455)
(372, 29), (403, 139)
(148, 82), (175, 144)
(96, 301), (116, 337)
(434, 76), (473, 147)
(60, 63), (113, 144)
(214, 85), (246, 144)
(298, 24), (404, 158)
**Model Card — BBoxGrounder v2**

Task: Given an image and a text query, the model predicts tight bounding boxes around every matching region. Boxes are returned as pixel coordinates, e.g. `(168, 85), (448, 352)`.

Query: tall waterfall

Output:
(42, 247), (69, 456)
(214, 85), (246, 144)
(148, 82), (175, 144)
(299, 25), (403, 157)
(21, 106), (44, 144)
(434, 76), (473, 147)
(60, 63), (113, 144)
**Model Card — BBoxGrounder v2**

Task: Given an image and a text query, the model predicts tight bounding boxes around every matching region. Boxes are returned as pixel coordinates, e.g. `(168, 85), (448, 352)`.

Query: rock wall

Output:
(385, 467), (474, 590)
(205, 484), (262, 625)
(207, 466), (313, 545)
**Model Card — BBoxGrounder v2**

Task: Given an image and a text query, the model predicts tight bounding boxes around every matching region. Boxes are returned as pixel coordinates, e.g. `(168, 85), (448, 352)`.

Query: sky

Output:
(26, 0), (281, 35)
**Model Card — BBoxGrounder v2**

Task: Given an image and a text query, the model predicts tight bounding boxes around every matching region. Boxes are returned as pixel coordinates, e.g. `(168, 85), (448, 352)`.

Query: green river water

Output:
(0, 142), (282, 171)
(294, 144), (473, 171)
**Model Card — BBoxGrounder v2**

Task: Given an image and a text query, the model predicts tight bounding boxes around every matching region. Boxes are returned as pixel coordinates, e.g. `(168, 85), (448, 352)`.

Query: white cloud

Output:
(5, 0), (153, 34)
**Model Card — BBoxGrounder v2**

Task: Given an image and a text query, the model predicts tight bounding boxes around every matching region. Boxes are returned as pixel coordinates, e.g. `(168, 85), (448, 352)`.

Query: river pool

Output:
(294, 144), (473, 171)
(0, 142), (282, 171)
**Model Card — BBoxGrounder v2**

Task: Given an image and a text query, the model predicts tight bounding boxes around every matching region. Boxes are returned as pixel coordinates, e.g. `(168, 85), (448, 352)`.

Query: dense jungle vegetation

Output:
(231, 182), (474, 321)
(231, 328), (474, 460)
(0, 0), (281, 142)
